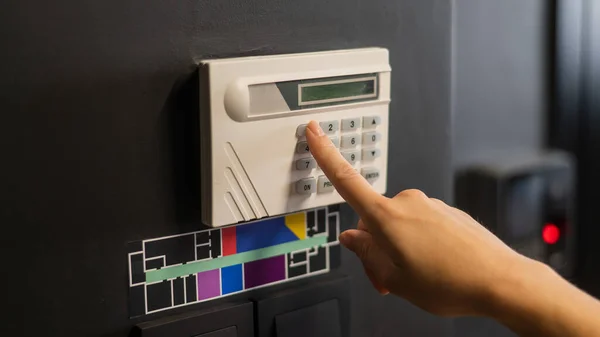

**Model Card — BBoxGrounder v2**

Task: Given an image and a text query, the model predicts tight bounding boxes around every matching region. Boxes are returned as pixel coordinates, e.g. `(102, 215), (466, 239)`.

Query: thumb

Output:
(340, 229), (390, 294)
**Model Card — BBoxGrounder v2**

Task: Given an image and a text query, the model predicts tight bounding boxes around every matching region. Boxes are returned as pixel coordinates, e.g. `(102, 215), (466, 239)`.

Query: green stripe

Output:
(145, 236), (327, 283)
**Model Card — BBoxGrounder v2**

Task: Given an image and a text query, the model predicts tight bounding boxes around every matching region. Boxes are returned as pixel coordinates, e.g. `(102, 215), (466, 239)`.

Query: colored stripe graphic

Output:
(236, 217), (298, 253)
(285, 213), (306, 239)
(222, 226), (236, 256)
(145, 236), (327, 283)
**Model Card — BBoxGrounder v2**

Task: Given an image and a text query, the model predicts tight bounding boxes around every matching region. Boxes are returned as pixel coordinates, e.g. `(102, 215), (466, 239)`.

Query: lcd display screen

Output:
(299, 77), (376, 105)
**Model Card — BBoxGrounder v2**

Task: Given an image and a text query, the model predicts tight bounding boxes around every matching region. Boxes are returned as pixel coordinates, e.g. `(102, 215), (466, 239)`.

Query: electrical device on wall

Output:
(455, 151), (576, 277)
(198, 48), (391, 228)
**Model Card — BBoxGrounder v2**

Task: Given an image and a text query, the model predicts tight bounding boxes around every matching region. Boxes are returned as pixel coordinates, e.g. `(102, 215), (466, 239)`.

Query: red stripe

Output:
(221, 226), (236, 256)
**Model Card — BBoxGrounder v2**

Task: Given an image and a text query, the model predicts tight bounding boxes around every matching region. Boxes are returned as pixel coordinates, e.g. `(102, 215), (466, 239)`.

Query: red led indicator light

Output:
(542, 223), (560, 244)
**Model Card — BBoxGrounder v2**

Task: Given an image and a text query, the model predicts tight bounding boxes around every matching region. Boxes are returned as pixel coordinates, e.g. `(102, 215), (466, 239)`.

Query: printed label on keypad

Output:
(294, 116), (383, 195)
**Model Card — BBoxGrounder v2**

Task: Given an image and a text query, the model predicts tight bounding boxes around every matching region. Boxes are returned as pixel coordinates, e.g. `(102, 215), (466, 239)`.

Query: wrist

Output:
(483, 255), (556, 332)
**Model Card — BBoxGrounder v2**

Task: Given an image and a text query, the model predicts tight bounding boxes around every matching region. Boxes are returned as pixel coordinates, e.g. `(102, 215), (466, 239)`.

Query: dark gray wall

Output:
(452, 0), (549, 169)
(1, 0), (453, 336)
(452, 1), (549, 336)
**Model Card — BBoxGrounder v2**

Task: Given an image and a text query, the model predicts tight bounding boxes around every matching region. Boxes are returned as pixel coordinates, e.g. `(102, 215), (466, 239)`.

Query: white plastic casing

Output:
(199, 48), (391, 227)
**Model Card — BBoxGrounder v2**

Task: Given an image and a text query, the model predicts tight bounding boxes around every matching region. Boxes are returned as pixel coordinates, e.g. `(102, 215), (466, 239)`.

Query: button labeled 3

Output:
(296, 178), (316, 194)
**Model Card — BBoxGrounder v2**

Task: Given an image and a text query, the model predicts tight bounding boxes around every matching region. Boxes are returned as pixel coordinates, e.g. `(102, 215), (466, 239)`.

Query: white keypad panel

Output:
(293, 115), (383, 195)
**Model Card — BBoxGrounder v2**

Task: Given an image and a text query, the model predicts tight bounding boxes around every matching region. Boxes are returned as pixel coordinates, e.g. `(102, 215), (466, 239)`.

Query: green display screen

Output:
(301, 79), (375, 103)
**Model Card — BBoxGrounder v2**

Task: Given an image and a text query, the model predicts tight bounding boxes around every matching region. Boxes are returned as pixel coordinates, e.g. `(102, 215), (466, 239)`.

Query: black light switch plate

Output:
(133, 301), (253, 337)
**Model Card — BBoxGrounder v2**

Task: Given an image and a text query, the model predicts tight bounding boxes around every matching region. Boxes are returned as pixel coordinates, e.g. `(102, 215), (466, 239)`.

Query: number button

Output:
(363, 116), (381, 129)
(342, 150), (361, 165)
(296, 141), (310, 154)
(341, 134), (359, 149)
(296, 124), (308, 137)
(330, 137), (340, 148)
(296, 158), (316, 170)
(318, 175), (335, 193)
(341, 118), (361, 131)
(362, 131), (381, 145)
(319, 121), (339, 134)
(361, 168), (380, 183)
(362, 148), (381, 161)
(296, 178), (316, 195)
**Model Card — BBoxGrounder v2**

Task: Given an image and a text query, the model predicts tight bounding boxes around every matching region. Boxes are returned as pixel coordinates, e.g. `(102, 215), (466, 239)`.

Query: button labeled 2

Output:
(319, 121), (339, 134)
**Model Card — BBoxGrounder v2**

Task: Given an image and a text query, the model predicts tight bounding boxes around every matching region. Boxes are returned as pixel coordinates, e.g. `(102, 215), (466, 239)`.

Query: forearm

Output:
(486, 257), (600, 337)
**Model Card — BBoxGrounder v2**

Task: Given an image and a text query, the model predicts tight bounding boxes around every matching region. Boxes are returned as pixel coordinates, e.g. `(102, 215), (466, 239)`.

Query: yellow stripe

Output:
(284, 212), (306, 240)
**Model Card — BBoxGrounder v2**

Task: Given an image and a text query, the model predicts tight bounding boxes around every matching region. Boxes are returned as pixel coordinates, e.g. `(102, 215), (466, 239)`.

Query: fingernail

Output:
(307, 121), (325, 136)
(339, 232), (352, 247)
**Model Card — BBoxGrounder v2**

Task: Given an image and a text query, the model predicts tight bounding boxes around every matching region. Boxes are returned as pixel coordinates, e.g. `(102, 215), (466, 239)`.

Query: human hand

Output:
(304, 120), (529, 317)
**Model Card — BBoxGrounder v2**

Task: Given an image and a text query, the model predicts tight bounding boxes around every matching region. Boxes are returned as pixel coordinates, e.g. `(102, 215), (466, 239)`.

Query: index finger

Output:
(305, 120), (386, 217)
